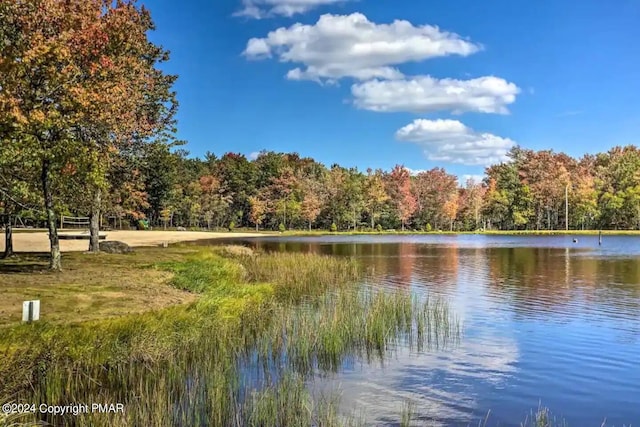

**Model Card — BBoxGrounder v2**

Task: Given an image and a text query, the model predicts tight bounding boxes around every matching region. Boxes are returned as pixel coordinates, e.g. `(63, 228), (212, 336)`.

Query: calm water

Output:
(208, 235), (640, 426)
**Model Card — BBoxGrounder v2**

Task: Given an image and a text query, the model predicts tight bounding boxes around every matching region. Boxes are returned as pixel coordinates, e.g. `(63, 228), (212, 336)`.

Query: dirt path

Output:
(0, 230), (268, 253)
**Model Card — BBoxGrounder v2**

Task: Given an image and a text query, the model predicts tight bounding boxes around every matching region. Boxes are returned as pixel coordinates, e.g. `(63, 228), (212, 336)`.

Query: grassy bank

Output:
(0, 246), (460, 426)
(0, 248), (201, 326)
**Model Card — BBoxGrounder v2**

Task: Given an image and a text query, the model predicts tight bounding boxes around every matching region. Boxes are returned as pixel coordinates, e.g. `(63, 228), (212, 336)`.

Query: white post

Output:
(22, 300), (40, 322)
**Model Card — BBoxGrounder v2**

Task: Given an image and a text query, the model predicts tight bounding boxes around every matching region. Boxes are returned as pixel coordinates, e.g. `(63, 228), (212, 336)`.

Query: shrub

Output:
(278, 223), (286, 232)
(228, 221), (236, 231)
(330, 223), (337, 232)
(425, 223), (432, 232)
(376, 224), (383, 232)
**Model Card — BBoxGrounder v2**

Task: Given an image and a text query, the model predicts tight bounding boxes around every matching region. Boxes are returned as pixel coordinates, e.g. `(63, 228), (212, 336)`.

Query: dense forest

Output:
(4, 141), (640, 235)
(2, 0), (640, 269)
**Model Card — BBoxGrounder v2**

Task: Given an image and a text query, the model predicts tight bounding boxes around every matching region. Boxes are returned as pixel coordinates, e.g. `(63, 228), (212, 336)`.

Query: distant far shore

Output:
(3, 228), (639, 253)
(258, 229), (640, 237)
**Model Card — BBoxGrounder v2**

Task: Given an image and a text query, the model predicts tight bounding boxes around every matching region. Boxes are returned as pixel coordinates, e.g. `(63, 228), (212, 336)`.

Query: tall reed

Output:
(0, 248), (459, 426)
(238, 251), (361, 302)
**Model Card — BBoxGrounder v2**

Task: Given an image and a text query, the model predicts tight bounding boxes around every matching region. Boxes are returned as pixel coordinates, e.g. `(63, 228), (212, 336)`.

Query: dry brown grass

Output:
(0, 247), (201, 327)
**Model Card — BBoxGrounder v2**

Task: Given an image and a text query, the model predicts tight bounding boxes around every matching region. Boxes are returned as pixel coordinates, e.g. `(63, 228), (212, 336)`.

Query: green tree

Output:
(215, 153), (257, 227)
(0, 0), (177, 266)
(364, 168), (389, 229)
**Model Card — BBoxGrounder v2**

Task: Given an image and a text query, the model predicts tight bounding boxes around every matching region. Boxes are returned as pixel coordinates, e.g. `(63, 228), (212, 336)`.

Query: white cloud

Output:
(235, 0), (349, 18)
(352, 75), (520, 114)
(243, 13), (481, 82)
(460, 174), (485, 185)
(396, 119), (516, 166)
(405, 168), (428, 176)
(248, 151), (261, 161)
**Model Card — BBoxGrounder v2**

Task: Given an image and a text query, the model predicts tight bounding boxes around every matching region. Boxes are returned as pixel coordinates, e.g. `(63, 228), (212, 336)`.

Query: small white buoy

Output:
(572, 238), (578, 243)
(22, 300), (40, 322)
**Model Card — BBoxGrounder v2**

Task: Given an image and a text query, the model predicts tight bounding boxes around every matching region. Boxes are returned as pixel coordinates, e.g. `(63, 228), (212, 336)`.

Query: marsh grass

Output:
(519, 405), (568, 427)
(400, 400), (416, 427)
(238, 252), (361, 302)
(250, 288), (461, 377)
(0, 247), (462, 426)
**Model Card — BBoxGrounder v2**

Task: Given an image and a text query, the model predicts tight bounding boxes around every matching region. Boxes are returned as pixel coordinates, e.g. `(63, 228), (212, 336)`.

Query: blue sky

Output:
(147, 0), (640, 180)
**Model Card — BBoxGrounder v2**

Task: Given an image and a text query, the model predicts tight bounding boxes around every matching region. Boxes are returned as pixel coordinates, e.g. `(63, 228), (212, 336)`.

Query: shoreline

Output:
(2, 228), (637, 254)
(0, 230), (268, 253)
(269, 229), (639, 237)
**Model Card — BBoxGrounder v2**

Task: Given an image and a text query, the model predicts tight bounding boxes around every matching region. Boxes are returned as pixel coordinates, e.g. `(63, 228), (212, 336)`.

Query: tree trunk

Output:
(2, 215), (13, 259)
(42, 159), (61, 270)
(256, 223), (259, 232)
(474, 206), (479, 230)
(89, 188), (102, 253)
(353, 208), (357, 231)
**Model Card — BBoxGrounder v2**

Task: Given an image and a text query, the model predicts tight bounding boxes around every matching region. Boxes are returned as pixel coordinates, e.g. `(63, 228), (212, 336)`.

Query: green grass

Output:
(0, 249), (199, 327)
(0, 247), (462, 426)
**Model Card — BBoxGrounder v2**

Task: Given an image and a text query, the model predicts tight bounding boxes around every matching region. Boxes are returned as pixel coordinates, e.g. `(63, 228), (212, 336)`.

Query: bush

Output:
(376, 224), (383, 232)
(229, 221), (236, 231)
(278, 223), (286, 232)
(425, 223), (432, 232)
(330, 223), (337, 232)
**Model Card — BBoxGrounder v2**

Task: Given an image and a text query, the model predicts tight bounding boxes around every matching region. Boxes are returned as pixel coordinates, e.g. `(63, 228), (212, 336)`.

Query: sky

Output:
(146, 0), (640, 181)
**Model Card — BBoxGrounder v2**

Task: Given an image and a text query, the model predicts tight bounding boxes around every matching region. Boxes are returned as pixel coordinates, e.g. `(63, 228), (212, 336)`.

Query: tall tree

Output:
(519, 149), (571, 229)
(199, 175), (230, 229)
(215, 153), (257, 227)
(364, 168), (389, 229)
(386, 165), (417, 231)
(0, 0), (177, 267)
(459, 178), (486, 230)
(443, 193), (459, 231)
(412, 168), (457, 230)
(484, 148), (533, 230)
(248, 195), (267, 231)
(299, 175), (326, 231)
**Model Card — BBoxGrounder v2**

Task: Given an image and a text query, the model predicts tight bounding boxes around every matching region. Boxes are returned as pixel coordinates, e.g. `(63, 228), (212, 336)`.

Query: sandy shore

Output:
(0, 230), (268, 253)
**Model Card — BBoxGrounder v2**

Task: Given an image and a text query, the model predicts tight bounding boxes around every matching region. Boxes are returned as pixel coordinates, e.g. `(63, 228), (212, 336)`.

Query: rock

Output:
(176, 226), (187, 231)
(99, 241), (133, 254)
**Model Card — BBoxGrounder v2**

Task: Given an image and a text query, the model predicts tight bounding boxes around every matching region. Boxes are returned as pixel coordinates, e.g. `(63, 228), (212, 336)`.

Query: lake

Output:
(208, 234), (640, 426)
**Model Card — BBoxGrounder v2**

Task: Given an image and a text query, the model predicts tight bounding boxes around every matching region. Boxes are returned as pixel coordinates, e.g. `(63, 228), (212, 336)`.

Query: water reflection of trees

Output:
(486, 247), (640, 320)
(245, 240), (460, 291)
(238, 238), (639, 322)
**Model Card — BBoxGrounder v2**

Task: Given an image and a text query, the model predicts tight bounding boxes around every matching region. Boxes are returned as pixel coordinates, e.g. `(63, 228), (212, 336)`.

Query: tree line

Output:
(121, 144), (640, 234)
(3, 1), (640, 271)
